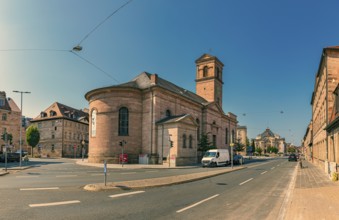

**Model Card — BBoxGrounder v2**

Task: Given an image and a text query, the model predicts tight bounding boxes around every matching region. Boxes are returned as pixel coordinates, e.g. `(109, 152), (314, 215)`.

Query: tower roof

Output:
(195, 53), (224, 66)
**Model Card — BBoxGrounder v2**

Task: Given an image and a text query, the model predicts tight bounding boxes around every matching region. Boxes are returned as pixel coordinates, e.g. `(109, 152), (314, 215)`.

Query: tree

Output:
(267, 146), (279, 154)
(251, 140), (255, 154)
(255, 147), (263, 156)
(287, 146), (296, 153)
(26, 125), (40, 156)
(235, 142), (245, 153)
(1, 132), (13, 145)
(198, 133), (214, 153)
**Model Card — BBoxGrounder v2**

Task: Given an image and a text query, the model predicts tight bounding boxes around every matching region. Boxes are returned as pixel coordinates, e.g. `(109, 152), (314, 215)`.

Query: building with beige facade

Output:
(85, 54), (238, 166)
(236, 125), (247, 155)
(30, 102), (89, 158)
(310, 46), (339, 174)
(0, 91), (25, 152)
(254, 128), (286, 154)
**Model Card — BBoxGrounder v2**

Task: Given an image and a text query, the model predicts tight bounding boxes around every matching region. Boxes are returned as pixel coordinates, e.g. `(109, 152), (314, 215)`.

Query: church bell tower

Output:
(195, 54), (224, 106)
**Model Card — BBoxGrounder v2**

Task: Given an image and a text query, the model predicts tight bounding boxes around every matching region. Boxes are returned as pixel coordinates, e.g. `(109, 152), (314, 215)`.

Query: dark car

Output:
(233, 154), (244, 165)
(288, 154), (297, 162)
(15, 150), (28, 157)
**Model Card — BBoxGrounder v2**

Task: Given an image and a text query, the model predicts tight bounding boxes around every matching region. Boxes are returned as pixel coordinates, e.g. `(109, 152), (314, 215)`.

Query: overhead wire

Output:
(76, 0), (133, 46)
(70, 51), (119, 83)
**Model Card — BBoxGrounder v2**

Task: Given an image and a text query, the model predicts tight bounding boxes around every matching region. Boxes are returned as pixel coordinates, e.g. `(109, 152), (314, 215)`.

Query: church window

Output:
(189, 135), (193, 148)
(232, 130), (235, 143)
(182, 134), (187, 148)
(91, 109), (97, 137)
(196, 118), (200, 141)
(119, 107), (129, 136)
(203, 66), (208, 77)
(166, 109), (171, 117)
(225, 128), (229, 144)
(216, 67), (220, 79)
(2, 113), (7, 121)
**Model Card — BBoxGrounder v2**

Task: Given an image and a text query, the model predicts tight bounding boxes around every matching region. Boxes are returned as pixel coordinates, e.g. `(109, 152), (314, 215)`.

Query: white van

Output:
(201, 149), (230, 167)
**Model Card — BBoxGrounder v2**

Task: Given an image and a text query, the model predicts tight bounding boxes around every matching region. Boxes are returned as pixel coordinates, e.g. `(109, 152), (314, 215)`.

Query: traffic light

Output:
(170, 140), (173, 148)
(119, 141), (123, 146)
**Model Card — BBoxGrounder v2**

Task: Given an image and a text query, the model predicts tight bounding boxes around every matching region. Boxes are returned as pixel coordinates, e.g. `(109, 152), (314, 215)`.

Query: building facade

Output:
(85, 54), (238, 166)
(0, 91), (24, 152)
(254, 128), (286, 154)
(30, 102), (89, 158)
(310, 46), (339, 173)
(236, 125), (247, 155)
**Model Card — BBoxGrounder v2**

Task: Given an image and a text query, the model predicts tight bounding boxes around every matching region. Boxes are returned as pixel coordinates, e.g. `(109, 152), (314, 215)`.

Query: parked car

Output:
(233, 154), (244, 165)
(15, 150), (28, 157)
(0, 153), (20, 162)
(288, 154), (297, 162)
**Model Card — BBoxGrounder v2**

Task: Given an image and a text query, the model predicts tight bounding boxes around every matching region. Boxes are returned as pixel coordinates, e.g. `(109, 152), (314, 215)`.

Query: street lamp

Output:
(13, 90), (30, 167)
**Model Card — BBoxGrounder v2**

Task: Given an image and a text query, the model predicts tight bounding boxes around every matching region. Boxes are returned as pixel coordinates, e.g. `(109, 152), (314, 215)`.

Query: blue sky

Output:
(2, 0), (339, 145)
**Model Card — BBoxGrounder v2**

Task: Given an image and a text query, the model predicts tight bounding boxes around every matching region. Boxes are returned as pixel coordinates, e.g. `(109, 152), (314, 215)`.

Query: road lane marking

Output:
(120, 172), (137, 175)
(91, 173), (109, 176)
(29, 200), (80, 207)
(56, 175), (77, 178)
(261, 171), (268, 175)
(20, 187), (59, 191)
(109, 191), (145, 198)
(145, 171), (158, 173)
(176, 194), (219, 213)
(16, 176), (39, 178)
(239, 178), (254, 185)
(271, 167), (275, 170)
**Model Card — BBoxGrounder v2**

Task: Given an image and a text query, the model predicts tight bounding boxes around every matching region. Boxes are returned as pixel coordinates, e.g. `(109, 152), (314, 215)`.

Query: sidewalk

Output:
(284, 159), (339, 220)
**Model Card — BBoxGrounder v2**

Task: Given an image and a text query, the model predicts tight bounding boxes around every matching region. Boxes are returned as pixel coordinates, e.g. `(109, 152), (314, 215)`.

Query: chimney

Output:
(150, 74), (158, 84)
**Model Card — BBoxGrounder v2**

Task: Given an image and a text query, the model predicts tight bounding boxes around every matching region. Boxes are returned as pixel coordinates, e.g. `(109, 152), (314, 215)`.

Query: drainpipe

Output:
(150, 90), (154, 155)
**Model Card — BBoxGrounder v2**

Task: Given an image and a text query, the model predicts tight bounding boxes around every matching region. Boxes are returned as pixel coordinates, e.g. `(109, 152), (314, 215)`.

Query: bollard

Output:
(104, 160), (107, 186)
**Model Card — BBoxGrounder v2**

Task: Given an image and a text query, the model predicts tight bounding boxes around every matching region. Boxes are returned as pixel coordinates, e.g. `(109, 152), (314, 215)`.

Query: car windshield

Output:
(203, 152), (216, 157)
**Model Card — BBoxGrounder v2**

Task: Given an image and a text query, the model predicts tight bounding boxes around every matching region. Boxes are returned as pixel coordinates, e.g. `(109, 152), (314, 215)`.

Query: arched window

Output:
(232, 130), (235, 143)
(119, 107), (129, 136)
(165, 109), (171, 117)
(225, 128), (229, 144)
(196, 118), (200, 141)
(91, 109), (97, 137)
(182, 134), (187, 148)
(203, 66), (208, 77)
(216, 67), (220, 79)
(189, 135), (193, 148)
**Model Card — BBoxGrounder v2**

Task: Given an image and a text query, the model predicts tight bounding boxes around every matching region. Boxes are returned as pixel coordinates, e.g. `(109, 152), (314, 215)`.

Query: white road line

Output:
(176, 194), (219, 213)
(20, 187), (59, 191)
(120, 172), (136, 175)
(56, 175), (77, 178)
(109, 191), (145, 198)
(91, 173), (109, 176)
(239, 178), (254, 185)
(271, 167), (275, 170)
(16, 176), (39, 178)
(29, 200), (80, 208)
(261, 171), (268, 175)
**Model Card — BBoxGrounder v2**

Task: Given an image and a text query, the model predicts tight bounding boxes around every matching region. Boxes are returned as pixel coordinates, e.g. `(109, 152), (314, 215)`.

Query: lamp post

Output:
(13, 90), (30, 167)
(230, 143), (234, 169)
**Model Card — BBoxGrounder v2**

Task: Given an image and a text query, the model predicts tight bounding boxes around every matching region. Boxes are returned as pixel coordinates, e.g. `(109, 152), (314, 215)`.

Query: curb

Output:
(84, 166), (246, 191)
(0, 171), (9, 176)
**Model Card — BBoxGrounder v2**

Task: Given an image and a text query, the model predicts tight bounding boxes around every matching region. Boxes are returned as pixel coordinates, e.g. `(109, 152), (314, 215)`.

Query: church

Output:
(85, 54), (238, 166)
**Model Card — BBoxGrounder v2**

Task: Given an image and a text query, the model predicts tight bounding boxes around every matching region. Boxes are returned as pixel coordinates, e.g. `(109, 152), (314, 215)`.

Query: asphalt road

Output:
(0, 157), (297, 220)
